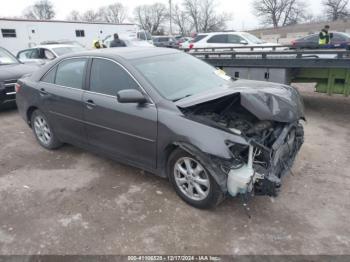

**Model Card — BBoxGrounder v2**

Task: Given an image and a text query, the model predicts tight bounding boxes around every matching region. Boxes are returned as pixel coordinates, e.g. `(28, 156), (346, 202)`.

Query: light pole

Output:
(169, 0), (173, 35)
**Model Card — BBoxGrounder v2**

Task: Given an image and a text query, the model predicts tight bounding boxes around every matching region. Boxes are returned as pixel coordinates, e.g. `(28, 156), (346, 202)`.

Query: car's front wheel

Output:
(168, 149), (224, 209)
(31, 109), (62, 150)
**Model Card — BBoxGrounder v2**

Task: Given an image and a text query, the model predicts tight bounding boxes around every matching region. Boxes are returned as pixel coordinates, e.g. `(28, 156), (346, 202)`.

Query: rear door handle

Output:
(85, 99), (96, 109)
(39, 88), (48, 96)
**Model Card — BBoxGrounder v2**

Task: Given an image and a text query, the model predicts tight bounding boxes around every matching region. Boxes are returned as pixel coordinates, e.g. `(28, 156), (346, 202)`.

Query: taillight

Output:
(15, 83), (21, 93)
(189, 43), (194, 49)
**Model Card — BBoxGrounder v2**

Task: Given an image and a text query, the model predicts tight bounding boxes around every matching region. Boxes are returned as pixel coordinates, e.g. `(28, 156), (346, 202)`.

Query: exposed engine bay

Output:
(180, 93), (304, 198)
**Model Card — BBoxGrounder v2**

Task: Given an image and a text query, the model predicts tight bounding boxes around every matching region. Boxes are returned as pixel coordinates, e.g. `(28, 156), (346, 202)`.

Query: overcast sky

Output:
(1, 0), (323, 30)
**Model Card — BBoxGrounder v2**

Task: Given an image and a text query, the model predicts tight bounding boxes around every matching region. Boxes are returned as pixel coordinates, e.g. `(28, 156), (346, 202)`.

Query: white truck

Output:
(0, 18), (141, 55)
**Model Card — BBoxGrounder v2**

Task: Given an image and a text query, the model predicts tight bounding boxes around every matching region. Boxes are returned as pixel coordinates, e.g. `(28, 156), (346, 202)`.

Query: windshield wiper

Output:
(172, 94), (193, 102)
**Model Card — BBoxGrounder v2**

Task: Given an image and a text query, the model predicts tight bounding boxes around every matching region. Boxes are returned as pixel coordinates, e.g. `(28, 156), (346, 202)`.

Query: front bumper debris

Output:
(227, 122), (304, 197)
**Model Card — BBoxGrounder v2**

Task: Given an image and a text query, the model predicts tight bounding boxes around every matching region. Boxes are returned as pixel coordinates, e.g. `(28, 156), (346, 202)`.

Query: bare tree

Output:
(172, 4), (193, 35)
(182, 0), (229, 33)
(134, 3), (168, 34)
(81, 10), (100, 22)
(23, 0), (55, 20)
(252, 0), (308, 28)
(98, 3), (127, 24)
(183, 0), (201, 32)
(323, 0), (349, 21)
(200, 0), (229, 32)
(66, 10), (81, 21)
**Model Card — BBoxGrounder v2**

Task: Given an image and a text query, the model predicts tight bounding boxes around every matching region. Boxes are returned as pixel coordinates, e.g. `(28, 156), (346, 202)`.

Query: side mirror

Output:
(240, 40), (248, 45)
(117, 89), (148, 104)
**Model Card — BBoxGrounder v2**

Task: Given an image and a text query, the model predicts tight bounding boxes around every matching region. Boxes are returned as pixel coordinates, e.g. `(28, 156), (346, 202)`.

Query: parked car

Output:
(16, 47), (304, 209)
(177, 37), (192, 45)
(291, 32), (350, 49)
(182, 32), (280, 50)
(0, 47), (39, 109)
(17, 44), (85, 64)
(179, 34), (206, 50)
(152, 36), (178, 48)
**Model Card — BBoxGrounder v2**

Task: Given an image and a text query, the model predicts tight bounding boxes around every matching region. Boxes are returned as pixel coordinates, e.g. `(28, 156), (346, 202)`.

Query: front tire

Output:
(31, 109), (62, 150)
(168, 149), (224, 209)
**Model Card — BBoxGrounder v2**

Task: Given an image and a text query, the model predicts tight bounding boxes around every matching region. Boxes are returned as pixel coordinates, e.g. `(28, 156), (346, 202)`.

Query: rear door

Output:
(205, 34), (228, 48)
(304, 35), (319, 49)
(38, 57), (88, 145)
(83, 58), (157, 168)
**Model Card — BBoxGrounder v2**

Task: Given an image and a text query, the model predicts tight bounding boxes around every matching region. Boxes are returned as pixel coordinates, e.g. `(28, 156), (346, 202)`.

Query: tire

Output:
(168, 149), (225, 209)
(31, 109), (62, 150)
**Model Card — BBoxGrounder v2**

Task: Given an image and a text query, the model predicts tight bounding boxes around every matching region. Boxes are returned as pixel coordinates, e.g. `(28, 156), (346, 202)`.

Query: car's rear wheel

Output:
(31, 109), (62, 150)
(168, 149), (224, 209)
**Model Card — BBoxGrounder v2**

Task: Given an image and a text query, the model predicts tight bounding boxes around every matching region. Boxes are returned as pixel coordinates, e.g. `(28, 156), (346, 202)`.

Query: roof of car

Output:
(153, 36), (174, 38)
(72, 47), (181, 60)
(198, 32), (246, 36)
(35, 44), (78, 49)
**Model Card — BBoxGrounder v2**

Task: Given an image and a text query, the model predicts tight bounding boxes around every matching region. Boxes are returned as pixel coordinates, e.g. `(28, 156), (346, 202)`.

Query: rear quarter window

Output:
(41, 67), (56, 83)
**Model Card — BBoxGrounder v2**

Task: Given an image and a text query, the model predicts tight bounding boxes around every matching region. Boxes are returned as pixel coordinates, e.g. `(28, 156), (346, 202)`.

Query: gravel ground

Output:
(0, 88), (349, 255)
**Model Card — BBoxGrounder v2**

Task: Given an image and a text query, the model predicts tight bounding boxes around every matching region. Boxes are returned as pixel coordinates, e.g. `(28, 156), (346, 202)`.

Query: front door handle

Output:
(85, 99), (96, 109)
(39, 88), (48, 96)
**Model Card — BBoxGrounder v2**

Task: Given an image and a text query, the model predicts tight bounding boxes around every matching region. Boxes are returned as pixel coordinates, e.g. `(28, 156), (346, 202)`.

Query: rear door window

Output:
(55, 58), (87, 89)
(305, 35), (318, 42)
(332, 33), (346, 42)
(159, 38), (169, 42)
(207, 34), (227, 43)
(89, 58), (139, 96)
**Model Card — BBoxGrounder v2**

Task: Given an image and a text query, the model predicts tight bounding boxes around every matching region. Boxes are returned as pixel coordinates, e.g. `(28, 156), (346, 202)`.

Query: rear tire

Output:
(31, 109), (62, 150)
(168, 149), (225, 209)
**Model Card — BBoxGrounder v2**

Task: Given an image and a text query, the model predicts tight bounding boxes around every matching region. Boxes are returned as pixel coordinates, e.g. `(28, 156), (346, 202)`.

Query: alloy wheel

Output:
(174, 157), (210, 201)
(33, 115), (52, 145)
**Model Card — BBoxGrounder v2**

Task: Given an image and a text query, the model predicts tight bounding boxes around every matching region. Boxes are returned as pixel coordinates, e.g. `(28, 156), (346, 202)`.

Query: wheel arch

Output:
(161, 141), (228, 193)
(26, 106), (39, 127)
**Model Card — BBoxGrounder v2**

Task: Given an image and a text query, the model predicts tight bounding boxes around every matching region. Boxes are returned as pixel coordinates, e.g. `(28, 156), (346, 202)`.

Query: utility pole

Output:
(169, 0), (173, 35)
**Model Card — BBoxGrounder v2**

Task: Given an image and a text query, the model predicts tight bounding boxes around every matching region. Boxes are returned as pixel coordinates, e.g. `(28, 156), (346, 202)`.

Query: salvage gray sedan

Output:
(16, 47), (304, 209)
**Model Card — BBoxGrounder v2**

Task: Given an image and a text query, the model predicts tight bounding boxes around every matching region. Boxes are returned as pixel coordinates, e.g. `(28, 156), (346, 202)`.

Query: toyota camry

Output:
(16, 47), (304, 209)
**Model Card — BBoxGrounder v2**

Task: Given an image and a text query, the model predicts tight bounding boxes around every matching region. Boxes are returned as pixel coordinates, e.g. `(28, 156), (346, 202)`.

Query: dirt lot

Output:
(0, 88), (349, 255)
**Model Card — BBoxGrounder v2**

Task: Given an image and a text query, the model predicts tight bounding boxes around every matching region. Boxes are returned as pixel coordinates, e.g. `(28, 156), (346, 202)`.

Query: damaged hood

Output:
(175, 79), (305, 123)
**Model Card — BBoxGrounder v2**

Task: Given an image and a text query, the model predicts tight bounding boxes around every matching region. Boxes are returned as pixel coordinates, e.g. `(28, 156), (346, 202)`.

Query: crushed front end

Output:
(177, 82), (305, 198)
(226, 120), (304, 197)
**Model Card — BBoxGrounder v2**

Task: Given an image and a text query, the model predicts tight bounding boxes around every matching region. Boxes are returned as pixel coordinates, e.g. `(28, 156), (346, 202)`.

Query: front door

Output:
(83, 58), (157, 168)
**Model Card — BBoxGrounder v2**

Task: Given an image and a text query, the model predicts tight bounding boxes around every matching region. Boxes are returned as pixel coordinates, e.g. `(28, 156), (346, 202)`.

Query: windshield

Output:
(0, 48), (18, 65)
(132, 53), (233, 101)
(241, 33), (265, 44)
(52, 46), (85, 56)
